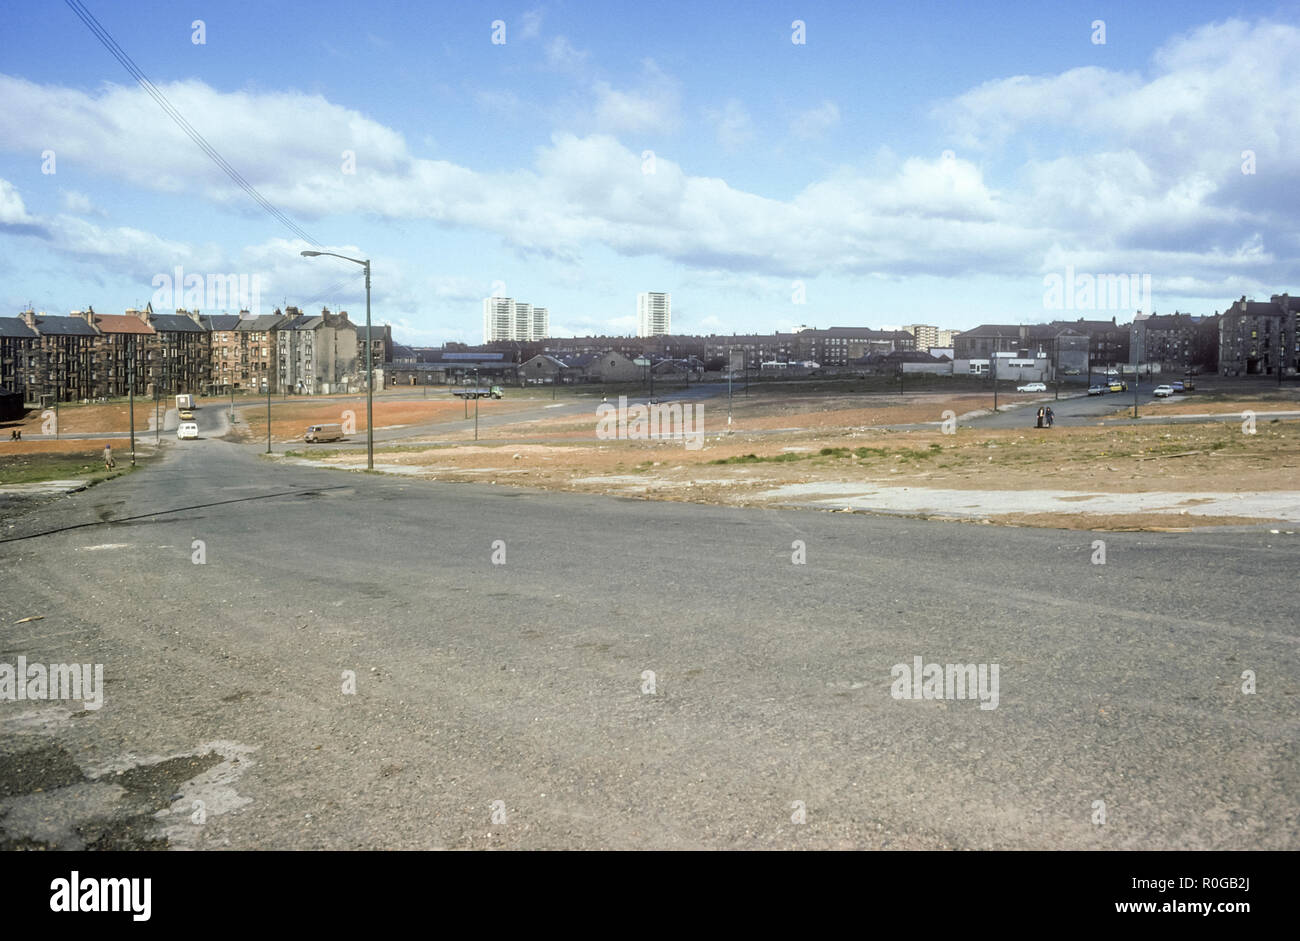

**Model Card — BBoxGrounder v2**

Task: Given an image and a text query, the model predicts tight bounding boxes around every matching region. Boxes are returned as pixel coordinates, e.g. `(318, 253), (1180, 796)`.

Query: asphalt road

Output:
(0, 428), (1296, 849)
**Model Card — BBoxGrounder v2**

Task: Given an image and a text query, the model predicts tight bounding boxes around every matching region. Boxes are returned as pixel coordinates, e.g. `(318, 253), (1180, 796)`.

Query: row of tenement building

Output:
(0, 305), (392, 402)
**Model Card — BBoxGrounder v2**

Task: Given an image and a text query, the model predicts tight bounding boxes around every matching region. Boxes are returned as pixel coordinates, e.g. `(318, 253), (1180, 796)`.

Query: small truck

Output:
(175, 393), (195, 410)
(304, 423), (344, 443)
(451, 385), (503, 400)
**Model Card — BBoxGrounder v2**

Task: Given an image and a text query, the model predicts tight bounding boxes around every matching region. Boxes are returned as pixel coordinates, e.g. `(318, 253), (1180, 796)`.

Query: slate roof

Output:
(200, 315), (241, 331)
(280, 315), (324, 330)
(235, 315), (286, 331)
(150, 314), (206, 333)
(0, 317), (38, 338)
(29, 315), (97, 336)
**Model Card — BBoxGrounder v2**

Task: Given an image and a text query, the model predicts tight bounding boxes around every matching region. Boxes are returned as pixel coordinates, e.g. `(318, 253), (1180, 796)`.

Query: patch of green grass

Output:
(0, 452), (146, 486)
(709, 444), (928, 465)
(709, 451), (804, 465)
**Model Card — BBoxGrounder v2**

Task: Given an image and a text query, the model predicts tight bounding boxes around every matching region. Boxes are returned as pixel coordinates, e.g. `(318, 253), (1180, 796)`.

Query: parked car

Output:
(1087, 384), (1108, 396)
(1063, 367), (1081, 376)
(1016, 382), (1047, 393)
(176, 422), (199, 439)
(1153, 385), (1175, 397)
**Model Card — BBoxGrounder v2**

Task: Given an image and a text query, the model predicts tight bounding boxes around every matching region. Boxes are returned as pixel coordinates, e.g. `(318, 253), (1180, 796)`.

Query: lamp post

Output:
(300, 251), (373, 469)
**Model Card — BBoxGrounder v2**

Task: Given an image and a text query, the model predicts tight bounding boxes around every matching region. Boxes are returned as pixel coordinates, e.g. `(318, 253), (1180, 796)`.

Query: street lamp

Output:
(300, 250), (373, 470)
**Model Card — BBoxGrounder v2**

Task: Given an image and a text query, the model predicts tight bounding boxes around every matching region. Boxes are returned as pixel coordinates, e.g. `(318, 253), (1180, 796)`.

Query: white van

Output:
(176, 422), (199, 440)
(304, 423), (344, 443)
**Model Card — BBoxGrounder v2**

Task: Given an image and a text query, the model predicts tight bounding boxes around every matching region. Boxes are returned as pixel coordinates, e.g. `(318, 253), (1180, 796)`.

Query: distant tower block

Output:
(637, 292), (670, 337)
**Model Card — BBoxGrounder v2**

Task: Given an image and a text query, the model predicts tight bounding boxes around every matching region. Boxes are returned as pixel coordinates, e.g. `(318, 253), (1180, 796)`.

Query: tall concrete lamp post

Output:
(300, 251), (373, 470)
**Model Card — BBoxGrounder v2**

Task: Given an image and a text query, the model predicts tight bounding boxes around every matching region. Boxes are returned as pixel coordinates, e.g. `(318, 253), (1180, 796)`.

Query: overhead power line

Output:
(64, 0), (323, 249)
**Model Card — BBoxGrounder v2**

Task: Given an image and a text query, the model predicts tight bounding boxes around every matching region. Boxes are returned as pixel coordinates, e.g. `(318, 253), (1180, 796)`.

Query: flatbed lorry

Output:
(451, 386), (503, 400)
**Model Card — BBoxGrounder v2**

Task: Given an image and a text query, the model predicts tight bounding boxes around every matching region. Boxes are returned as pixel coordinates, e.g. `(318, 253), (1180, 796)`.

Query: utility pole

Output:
(1132, 332), (1142, 420)
(128, 336), (136, 465)
(265, 377), (271, 453)
(474, 367), (479, 441)
(1054, 337), (1060, 400)
(727, 348), (733, 425)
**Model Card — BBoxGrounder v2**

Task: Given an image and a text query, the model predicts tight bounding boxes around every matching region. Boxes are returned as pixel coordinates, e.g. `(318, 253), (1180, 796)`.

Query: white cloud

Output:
(0, 178), (36, 225)
(0, 74), (412, 209)
(791, 101), (840, 140)
(590, 60), (680, 134)
(545, 35), (588, 71)
(59, 189), (97, 215)
(519, 9), (544, 41)
(706, 99), (754, 152)
(936, 18), (1300, 184)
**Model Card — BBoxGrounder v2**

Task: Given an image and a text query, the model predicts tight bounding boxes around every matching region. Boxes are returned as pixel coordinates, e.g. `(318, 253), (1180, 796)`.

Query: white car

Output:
(1016, 382), (1047, 393)
(1152, 385), (1175, 398)
(176, 421), (199, 439)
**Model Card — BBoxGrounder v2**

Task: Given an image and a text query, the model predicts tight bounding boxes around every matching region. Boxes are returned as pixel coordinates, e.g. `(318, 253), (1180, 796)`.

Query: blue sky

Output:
(1, 0), (1298, 344)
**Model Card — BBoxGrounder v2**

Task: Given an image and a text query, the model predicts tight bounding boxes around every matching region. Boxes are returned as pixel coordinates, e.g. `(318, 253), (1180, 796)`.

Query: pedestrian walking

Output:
(1036, 407), (1045, 429)
(104, 443), (115, 471)
(1045, 406), (1055, 427)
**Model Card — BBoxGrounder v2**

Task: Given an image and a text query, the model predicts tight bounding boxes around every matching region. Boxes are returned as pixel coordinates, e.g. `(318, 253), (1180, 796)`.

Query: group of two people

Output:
(1036, 406), (1055, 428)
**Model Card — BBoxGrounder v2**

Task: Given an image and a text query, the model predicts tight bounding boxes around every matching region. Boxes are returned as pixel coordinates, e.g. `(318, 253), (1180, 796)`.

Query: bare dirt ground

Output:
(279, 387), (1300, 530)
(232, 393), (536, 443)
(2, 401), (156, 436)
